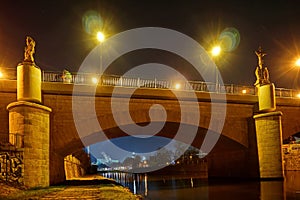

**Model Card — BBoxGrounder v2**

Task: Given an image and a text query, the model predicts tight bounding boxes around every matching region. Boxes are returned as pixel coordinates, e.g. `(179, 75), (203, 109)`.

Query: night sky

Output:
(1, 0), (300, 88)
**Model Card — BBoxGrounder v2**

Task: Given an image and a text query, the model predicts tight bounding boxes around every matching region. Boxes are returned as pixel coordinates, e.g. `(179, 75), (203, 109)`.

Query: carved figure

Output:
(255, 46), (266, 70)
(254, 47), (270, 86)
(263, 67), (269, 82)
(24, 36), (35, 63)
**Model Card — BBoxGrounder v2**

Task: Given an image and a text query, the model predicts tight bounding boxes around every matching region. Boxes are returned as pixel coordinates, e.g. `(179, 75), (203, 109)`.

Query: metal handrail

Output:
(1, 67), (300, 98)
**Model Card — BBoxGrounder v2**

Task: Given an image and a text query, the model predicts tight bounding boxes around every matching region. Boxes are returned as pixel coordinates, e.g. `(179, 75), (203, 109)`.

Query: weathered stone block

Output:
(257, 83), (276, 112)
(17, 64), (41, 103)
(254, 111), (284, 179)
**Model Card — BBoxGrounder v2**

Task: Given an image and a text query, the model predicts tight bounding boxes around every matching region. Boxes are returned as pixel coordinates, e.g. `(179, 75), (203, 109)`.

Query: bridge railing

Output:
(1, 67), (300, 98)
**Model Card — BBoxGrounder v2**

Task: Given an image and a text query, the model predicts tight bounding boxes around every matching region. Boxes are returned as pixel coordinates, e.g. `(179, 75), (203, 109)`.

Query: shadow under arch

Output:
(78, 121), (248, 151)
(77, 121), (254, 176)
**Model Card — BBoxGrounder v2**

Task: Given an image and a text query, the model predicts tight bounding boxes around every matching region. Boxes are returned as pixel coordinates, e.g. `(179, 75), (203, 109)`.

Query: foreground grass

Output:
(0, 185), (66, 200)
(0, 184), (142, 200)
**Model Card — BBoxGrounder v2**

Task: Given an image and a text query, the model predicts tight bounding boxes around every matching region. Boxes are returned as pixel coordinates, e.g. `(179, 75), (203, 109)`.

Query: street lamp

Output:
(295, 58), (300, 67)
(97, 31), (105, 43)
(97, 31), (105, 78)
(174, 83), (181, 90)
(211, 45), (222, 92)
(92, 77), (98, 84)
(211, 46), (221, 57)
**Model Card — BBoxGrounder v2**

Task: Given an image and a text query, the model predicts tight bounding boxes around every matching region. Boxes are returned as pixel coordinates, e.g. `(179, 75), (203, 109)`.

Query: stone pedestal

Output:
(7, 101), (52, 187)
(17, 63), (41, 103)
(257, 83), (276, 112)
(253, 111), (284, 179)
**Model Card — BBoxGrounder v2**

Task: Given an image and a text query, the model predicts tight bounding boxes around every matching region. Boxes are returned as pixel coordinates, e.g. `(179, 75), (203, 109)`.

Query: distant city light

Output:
(242, 89), (247, 94)
(211, 46), (221, 57)
(97, 31), (105, 42)
(174, 83), (181, 90)
(92, 77), (98, 84)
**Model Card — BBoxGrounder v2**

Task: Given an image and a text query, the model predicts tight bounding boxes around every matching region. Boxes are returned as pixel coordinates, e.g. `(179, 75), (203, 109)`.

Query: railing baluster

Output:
(3, 69), (300, 98)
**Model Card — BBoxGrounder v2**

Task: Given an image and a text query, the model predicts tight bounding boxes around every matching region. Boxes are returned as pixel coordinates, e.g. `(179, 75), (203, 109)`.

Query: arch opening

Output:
(76, 122), (252, 178)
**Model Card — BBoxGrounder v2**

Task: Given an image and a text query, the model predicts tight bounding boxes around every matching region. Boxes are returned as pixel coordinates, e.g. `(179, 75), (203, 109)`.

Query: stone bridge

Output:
(1, 79), (300, 184)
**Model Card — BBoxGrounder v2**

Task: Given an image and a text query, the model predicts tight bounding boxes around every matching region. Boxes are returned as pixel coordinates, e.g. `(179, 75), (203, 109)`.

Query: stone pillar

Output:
(253, 47), (284, 179)
(7, 36), (52, 187)
(7, 101), (52, 187)
(253, 111), (284, 179)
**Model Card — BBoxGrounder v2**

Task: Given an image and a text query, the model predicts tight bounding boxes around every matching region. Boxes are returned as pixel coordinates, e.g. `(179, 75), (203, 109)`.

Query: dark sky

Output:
(1, 0), (300, 88)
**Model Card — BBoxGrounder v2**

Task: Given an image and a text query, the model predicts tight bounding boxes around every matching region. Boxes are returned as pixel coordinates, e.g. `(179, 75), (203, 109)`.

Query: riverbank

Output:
(0, 175), (142, 199)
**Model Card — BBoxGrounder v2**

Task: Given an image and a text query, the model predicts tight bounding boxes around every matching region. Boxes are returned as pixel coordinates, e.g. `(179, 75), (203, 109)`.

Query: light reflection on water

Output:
(100, 171), (300, 200)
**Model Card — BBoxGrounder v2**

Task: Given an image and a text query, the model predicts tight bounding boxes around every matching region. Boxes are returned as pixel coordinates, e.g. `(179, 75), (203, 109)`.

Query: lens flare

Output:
(219, 27), (240, 52)
(82, 10), (103, 35)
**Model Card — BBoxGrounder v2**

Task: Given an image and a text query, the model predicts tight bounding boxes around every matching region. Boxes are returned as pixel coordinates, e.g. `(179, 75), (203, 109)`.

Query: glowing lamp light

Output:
(92, 77), (98, 84)
(0, 71), (3, 78)
(296, 93), (300, 98)
(97, 31), (105, 42)
(211, 46), (221, 57)
(175, 83), (181, 90)
(295, 58), (300, 67)
(242, 89), (247, 94)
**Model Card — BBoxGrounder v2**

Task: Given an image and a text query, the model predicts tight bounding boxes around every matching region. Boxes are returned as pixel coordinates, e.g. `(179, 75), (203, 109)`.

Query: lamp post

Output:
(97, 31), (105, 77)
(211, 45), (221, 92)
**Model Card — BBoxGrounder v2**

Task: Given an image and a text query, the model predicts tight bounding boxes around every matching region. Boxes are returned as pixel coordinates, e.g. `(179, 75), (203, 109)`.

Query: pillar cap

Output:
(7, 101), (52, 112)
(253, 111), (282, 119)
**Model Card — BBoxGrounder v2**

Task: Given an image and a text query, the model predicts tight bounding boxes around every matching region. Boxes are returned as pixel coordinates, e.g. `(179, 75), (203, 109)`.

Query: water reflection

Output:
(260, 181), (285, 200)
(100, 171), (300, 200)
(285, 171), (300, 199)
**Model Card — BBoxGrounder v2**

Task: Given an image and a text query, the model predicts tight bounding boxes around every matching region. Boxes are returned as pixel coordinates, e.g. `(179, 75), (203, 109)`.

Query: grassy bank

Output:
(0, 179), (142, 199)
(0, 185), (65, 200)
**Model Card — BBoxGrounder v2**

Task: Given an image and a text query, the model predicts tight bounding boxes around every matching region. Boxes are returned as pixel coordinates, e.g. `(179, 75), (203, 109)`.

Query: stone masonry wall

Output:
(283, 144), (300, 171)
(64, 148), (90, 180)
(7, 101), (51, 187)
(64, 155), (85, 179)
(0, 92), (16, 142)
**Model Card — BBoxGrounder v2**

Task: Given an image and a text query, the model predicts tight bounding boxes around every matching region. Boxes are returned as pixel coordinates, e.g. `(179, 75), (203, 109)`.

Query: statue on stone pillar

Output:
(254, 47), (270, 86)
(24, 36), (35, 63)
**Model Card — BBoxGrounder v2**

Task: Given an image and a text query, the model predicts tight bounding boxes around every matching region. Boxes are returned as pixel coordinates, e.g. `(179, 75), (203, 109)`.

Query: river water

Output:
(100, 171), (300, 200)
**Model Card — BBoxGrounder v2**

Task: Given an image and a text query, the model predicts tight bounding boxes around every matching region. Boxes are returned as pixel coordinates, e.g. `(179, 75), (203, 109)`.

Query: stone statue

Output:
(254, 47), (270, 86)
(255, 46), (266, 70)
(24, 36), (35, 63)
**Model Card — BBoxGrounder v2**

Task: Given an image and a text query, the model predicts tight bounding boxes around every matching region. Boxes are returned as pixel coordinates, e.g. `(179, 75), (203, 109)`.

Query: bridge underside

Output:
(50, 122), (259, 184)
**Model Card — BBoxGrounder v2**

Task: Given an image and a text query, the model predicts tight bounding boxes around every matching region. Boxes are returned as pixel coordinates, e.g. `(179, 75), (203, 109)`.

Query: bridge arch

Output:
(78, 121), (251, 177)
